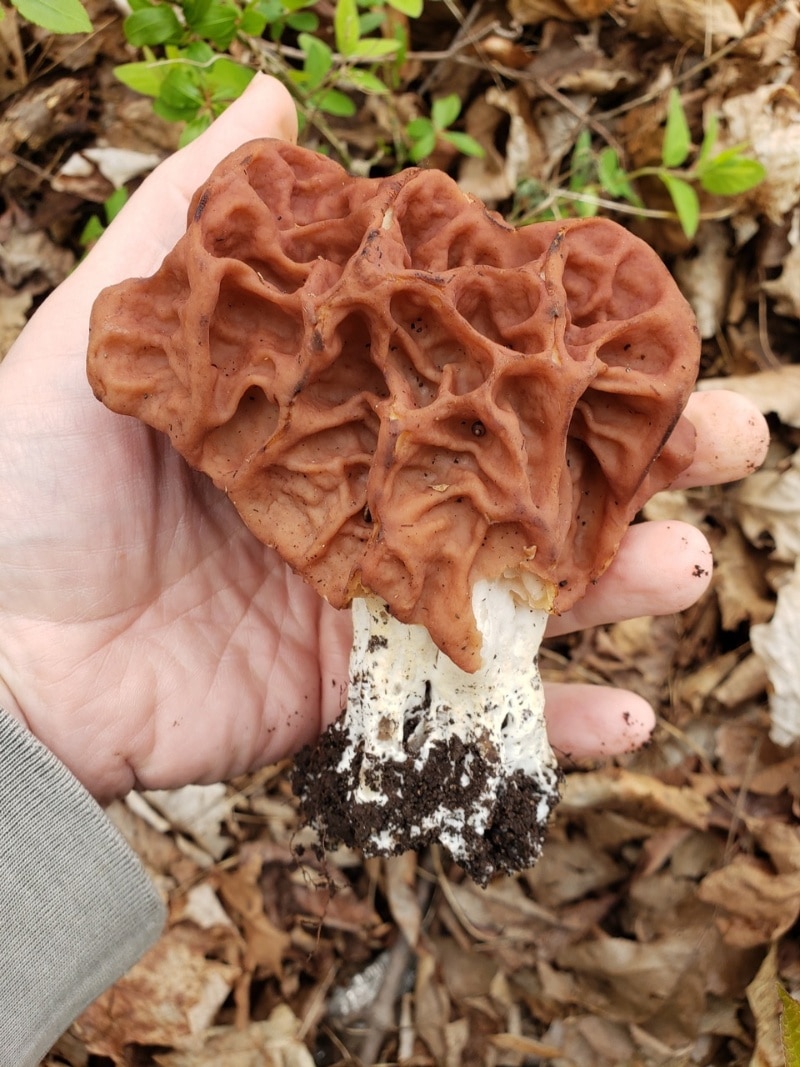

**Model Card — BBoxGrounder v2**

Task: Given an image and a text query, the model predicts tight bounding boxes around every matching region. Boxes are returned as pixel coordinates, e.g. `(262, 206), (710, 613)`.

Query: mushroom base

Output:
(292, 715), (563, 886)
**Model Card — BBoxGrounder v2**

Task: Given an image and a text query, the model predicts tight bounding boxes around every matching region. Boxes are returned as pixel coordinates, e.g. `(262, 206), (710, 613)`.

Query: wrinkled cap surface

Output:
(88, 139), (699, 671)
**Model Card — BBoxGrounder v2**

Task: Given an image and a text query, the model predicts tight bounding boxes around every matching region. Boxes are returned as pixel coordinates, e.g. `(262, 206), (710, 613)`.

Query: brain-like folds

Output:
(88, 139), (699, 671)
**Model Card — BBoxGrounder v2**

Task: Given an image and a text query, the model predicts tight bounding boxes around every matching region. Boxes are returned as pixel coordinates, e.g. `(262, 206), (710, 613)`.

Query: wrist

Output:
(0, 675), (28, 731)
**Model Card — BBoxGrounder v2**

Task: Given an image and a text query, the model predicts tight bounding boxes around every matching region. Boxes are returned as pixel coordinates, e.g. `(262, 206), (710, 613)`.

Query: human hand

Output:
(0, 74), (769, 800)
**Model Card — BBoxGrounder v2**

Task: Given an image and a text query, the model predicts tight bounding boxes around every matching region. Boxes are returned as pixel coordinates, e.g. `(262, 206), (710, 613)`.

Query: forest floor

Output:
(4, 1), (800, 1064)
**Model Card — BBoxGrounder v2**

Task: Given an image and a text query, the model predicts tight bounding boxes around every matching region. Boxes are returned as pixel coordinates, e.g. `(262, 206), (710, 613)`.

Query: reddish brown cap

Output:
(88, 139), (699, 671)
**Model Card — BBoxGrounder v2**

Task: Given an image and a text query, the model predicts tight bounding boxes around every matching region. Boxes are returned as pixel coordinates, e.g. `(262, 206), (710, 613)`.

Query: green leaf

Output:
(124, 5), (184, 47)
(662, 87), (692, 168)
(660, 173), (700, 238)
(597, 146), (642, 205)
(79, 214), (105, 247)
(298, 32), (332, 89)
(431, 93), (461, 131)
(182, 38), (215, 62)
(178, 111), (213, 145)
(11, 0), (92, 33)
(408, 123), (436, 162)
(344, 67), (389, 94)
(313, 87), (357, 117)
(779, 986), (800, 1067)
(346, 36), (400, 59)
(387, 0), (422, 14)
(155, 64), (203, 118)
(442, 131), (484, 158)
(206, 58), (254, 103)
(334, 0), (360, 56)
(573, 185), (600, 218)
(406, 116), (432, 139)
(104, 186), (130, 222)
(597, 147), (625, 193)
(699, 156), (766, 196)
(696, 112), (719, 169)
(569, 128), (593, 191)
(287, 11), (318, 31)
(114, 59), (170, 97)
(189, 0), (238, 49)
(358, 10), (385, 35)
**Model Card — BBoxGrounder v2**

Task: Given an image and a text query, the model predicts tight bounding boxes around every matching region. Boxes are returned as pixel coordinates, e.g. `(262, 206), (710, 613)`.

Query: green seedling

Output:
(512, 89), (765, 238)
(405, 93), (484, 164)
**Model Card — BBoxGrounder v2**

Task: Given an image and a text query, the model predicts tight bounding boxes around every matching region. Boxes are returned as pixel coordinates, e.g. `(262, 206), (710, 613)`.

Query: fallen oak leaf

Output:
(560, 768), (711, 830)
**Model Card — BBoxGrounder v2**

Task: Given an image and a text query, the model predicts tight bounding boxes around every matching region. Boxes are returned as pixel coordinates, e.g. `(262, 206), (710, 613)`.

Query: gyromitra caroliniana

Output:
(87, 139), (700, 884)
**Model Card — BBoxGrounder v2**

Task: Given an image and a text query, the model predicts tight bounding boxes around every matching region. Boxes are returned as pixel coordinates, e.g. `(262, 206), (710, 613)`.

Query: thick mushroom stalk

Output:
(295, 574), (558, 884)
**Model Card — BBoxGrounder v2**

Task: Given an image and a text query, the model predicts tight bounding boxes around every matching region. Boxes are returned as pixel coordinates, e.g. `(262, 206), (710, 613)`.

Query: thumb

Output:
(14, 74), (298, 351)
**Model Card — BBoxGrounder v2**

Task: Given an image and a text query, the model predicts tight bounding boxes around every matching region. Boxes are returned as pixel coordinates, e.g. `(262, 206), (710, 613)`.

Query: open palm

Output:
(0, 76), (769, 800)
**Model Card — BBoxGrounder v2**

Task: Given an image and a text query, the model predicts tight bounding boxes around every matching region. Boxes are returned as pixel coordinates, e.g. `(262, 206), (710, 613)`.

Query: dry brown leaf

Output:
(673, 223), (735, 339)
(721, 85), (800, 224)
(673, 648), (743, 717)
(0, 77), (84, 176)
(746, 944), (785, 1067)
(73, 924), (242, 1060)
(734, 452), (800, 563)
(0, 7), (26, 103)
(548, 1014), (635, 1067)
(507, 0), (613, 23)
(747, 817), (800, 874)
(748, 752), (800, 796)
(153, 1005), (315, 1067)
(489, 1031), (563, 1057)
(699, 366), (800, 427)
(762, 235), (800, 319)
(460, 87), (541, 203)
(561, 768), (711, 830)
(713, 524), (776, 631)
(144, 784), (235, 861)
(217, 854), (291, 978)
(0, 229), (74, 291)
(698, 854), (800, 946)
(523, 836), (625, 907)
(625, 0), (743, 44)
(383, 852), (422, 947)
(751, 560), (800, 745)
(432, 936), (498, 1003)
(414, 946), (452, 1063)
(711, 652), (769, 711)
(555, 929), (708, 1024)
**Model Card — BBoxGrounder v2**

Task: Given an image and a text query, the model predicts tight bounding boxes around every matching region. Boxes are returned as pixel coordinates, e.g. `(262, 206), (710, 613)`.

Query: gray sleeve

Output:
(0, 709), (166, 1067)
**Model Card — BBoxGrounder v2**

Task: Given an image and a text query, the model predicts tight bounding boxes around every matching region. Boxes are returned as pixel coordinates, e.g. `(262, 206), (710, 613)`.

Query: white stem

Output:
(323, 573), (561, 882)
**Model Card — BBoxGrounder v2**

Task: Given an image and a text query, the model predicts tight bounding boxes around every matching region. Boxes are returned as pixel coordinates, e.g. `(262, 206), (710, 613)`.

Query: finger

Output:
(548, 519), (712, 636)
(544, 683), (656, 760)
(9, 74), (297, 359)
(84, 72), (298, 282)
(674, 389), (770, 489)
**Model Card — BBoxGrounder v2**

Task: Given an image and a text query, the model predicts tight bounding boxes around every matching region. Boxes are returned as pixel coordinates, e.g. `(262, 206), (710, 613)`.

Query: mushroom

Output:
(87, 139), (700, 884)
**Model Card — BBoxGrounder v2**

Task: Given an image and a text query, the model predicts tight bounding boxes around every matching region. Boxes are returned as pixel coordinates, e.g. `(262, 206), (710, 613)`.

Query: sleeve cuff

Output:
(0, 709), (166, 1067)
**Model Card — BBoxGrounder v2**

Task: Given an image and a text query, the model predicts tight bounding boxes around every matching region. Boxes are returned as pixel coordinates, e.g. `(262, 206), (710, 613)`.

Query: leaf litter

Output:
(2, 0), (800, 1063)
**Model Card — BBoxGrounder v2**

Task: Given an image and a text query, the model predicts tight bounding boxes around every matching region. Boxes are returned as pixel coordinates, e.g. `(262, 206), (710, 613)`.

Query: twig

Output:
(522, 186), (737, 225)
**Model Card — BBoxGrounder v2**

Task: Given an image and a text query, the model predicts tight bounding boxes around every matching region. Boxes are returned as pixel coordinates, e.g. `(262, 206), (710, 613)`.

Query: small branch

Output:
(521, 186), (736, 224)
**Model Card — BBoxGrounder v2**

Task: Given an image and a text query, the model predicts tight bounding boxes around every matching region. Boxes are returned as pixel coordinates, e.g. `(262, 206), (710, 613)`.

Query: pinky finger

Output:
(544, 683), (656, 761)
